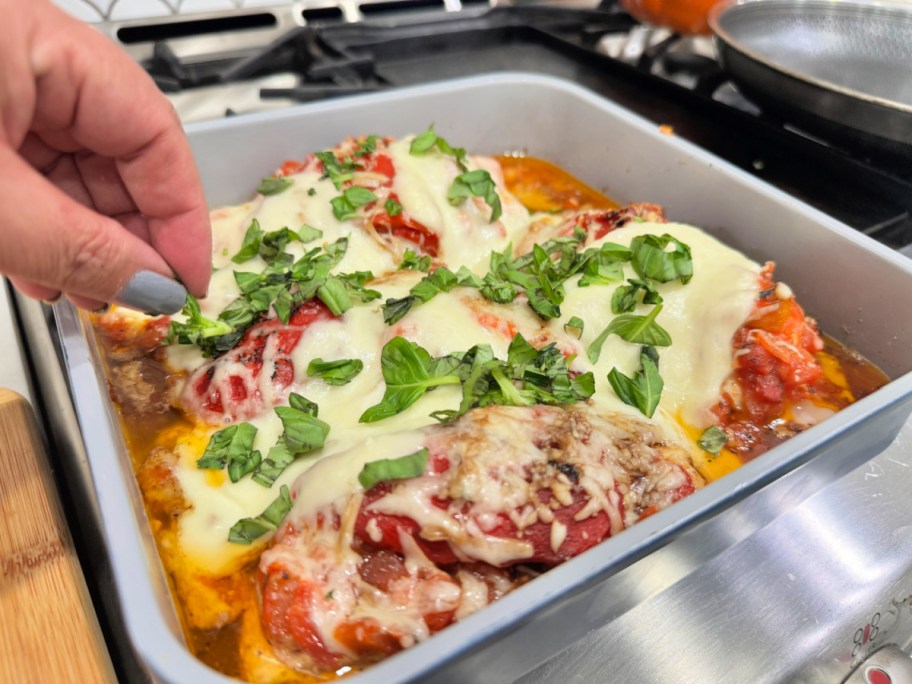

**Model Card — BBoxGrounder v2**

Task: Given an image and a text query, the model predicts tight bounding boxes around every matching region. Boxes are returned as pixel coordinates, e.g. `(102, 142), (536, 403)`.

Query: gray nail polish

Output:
(117, 271), (187, 315)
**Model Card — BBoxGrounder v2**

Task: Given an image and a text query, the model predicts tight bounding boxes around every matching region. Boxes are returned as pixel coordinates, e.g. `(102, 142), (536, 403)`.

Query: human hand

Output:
(0, 0), (211, 314)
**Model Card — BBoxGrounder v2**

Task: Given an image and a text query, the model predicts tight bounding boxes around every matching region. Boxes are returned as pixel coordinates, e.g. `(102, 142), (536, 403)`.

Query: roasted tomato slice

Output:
(371, 193), (440, 256)
(182, 300), (335, 423)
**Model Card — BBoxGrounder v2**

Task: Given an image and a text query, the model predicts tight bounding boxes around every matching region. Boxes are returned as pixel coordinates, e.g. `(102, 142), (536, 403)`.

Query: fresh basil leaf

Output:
(257, 177), (294, 196)
(611, 278), (663, 314)
(288, 392), (319, 417)
(331, 186), (378, 221)
(360, 337), (461, 423)
(228, 485), (292, 544)
(607, 349), (664, 418)
(382, 295), (419, 326)
(232, 220), (265, 264)
(358, 448), (429, 490)
(227, 449), (262, 483)
(197, 425), (240, 470)
(260, 227), (300, 263)
(273, 288), (293, 324)
(166, 294), (235, 349)
(307, 357), (364, 385)
(252, 441), (295, 487)
(410, 126), (439, 155)
(698, 425), (728, 455)
(274, 406), (330, 454)
(298, 224), (323, 243)
(564, 316), (585, 339)
(354, 134), (379, 156)
(630, 233), (693, 285)
(456, 265), (483, 288)
(315, 151), (360, 190)
(398, 249), (431, 272)
(588, 304), (672, 363)
(410, 267), (457, 303)
(480, 272), (516, 304)
(233, 271), (262, 295)
(507, 333), (538, 366)
(385, 198), (403, 217)
(317, 276), (353, 315)
(578, 256), (625, 287)
(198, 422), (259, 484)
(447, 169), (502, 223)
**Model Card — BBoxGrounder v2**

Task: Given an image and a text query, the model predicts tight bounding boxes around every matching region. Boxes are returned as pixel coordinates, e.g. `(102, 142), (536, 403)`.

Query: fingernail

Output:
(117, 270), (187, 315)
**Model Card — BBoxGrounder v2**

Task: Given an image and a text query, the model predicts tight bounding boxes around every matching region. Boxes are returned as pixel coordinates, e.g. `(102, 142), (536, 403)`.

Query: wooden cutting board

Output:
(0, 389), (116, 683)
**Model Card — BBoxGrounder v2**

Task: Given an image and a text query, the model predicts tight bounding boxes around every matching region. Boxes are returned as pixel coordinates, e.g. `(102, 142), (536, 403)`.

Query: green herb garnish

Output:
(607, 346), (664, 418)
(588, 303), (672, 363)
(698, 425), (728, 455)
(360, 337), (462, 423)
(331, 186), (378, 221)
(257, 177), (294, 196)
(228, 485), (293, 544)
(385, 198), (403, 217)
(448, 169), (502, 223)
(358, 448), (429, 490)
(306, 358), (364, 385)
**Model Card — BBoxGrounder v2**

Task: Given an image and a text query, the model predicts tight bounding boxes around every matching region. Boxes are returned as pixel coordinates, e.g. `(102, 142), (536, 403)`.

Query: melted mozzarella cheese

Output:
(554, 222), (761, 430)
(388, 139), (530, 273)
(163, 146), (762, 572)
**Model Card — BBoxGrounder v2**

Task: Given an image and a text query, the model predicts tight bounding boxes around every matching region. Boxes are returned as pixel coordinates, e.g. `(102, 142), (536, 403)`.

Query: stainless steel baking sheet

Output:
(56, 72), (912, 684)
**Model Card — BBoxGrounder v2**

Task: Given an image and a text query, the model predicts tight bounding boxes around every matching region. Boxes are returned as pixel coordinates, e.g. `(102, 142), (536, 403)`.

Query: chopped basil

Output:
(630, 233), (693, 285)
(165, 294), (234, 347)
(588, 304), (672, 363)
(382, 267), (458, 324)
(611, 278), (663, 314)
(307, 358), (364, 385)
(275, 405), (330, 454)
(607, 347), (664, 418)
(317, 276), (353, 315)
(196, 423), (262, 484)
(228, 485), (293, 544)
(331, 186), (378, 221)
(354, 134), (379, 156)
(564, 316), (585, 339)
(298, 224), (323, 243)
(409, 125), (468, 171)
(447, 169), (502, 223)
(257, 177), (294, 196)
(385, 198), (403, 217)
(360, 337), (462, 423)
(398, 249), (431, 272)
(289, 391), (319, 416)
(358, 448), (429, 490)
(307, 187), (317, 197)
(232, 219), (264, 264)
(315, 151), (360, 190)
(698, 425), (728, 455)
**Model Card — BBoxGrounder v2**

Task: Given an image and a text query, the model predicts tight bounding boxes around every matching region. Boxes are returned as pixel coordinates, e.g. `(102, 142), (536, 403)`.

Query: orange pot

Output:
(620, 0), (721, 35)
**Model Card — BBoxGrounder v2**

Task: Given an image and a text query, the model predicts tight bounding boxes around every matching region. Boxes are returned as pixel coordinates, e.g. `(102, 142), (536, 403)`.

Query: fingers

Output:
(28, 5), (212, 297)
(8, 277), (60, 303)
(0, 145), (184, 313)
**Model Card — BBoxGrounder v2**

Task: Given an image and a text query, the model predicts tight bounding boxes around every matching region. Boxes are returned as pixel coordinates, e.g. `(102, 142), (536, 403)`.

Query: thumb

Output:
(0, 147), (187, 314)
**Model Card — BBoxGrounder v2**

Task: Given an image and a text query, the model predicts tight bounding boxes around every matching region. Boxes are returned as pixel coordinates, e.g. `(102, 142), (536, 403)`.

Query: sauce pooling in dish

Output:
(93, 138), (888, 682)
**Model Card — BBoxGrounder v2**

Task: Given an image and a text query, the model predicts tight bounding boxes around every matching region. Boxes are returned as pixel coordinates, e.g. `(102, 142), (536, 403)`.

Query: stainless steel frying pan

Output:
(709, 0), (912, 152)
